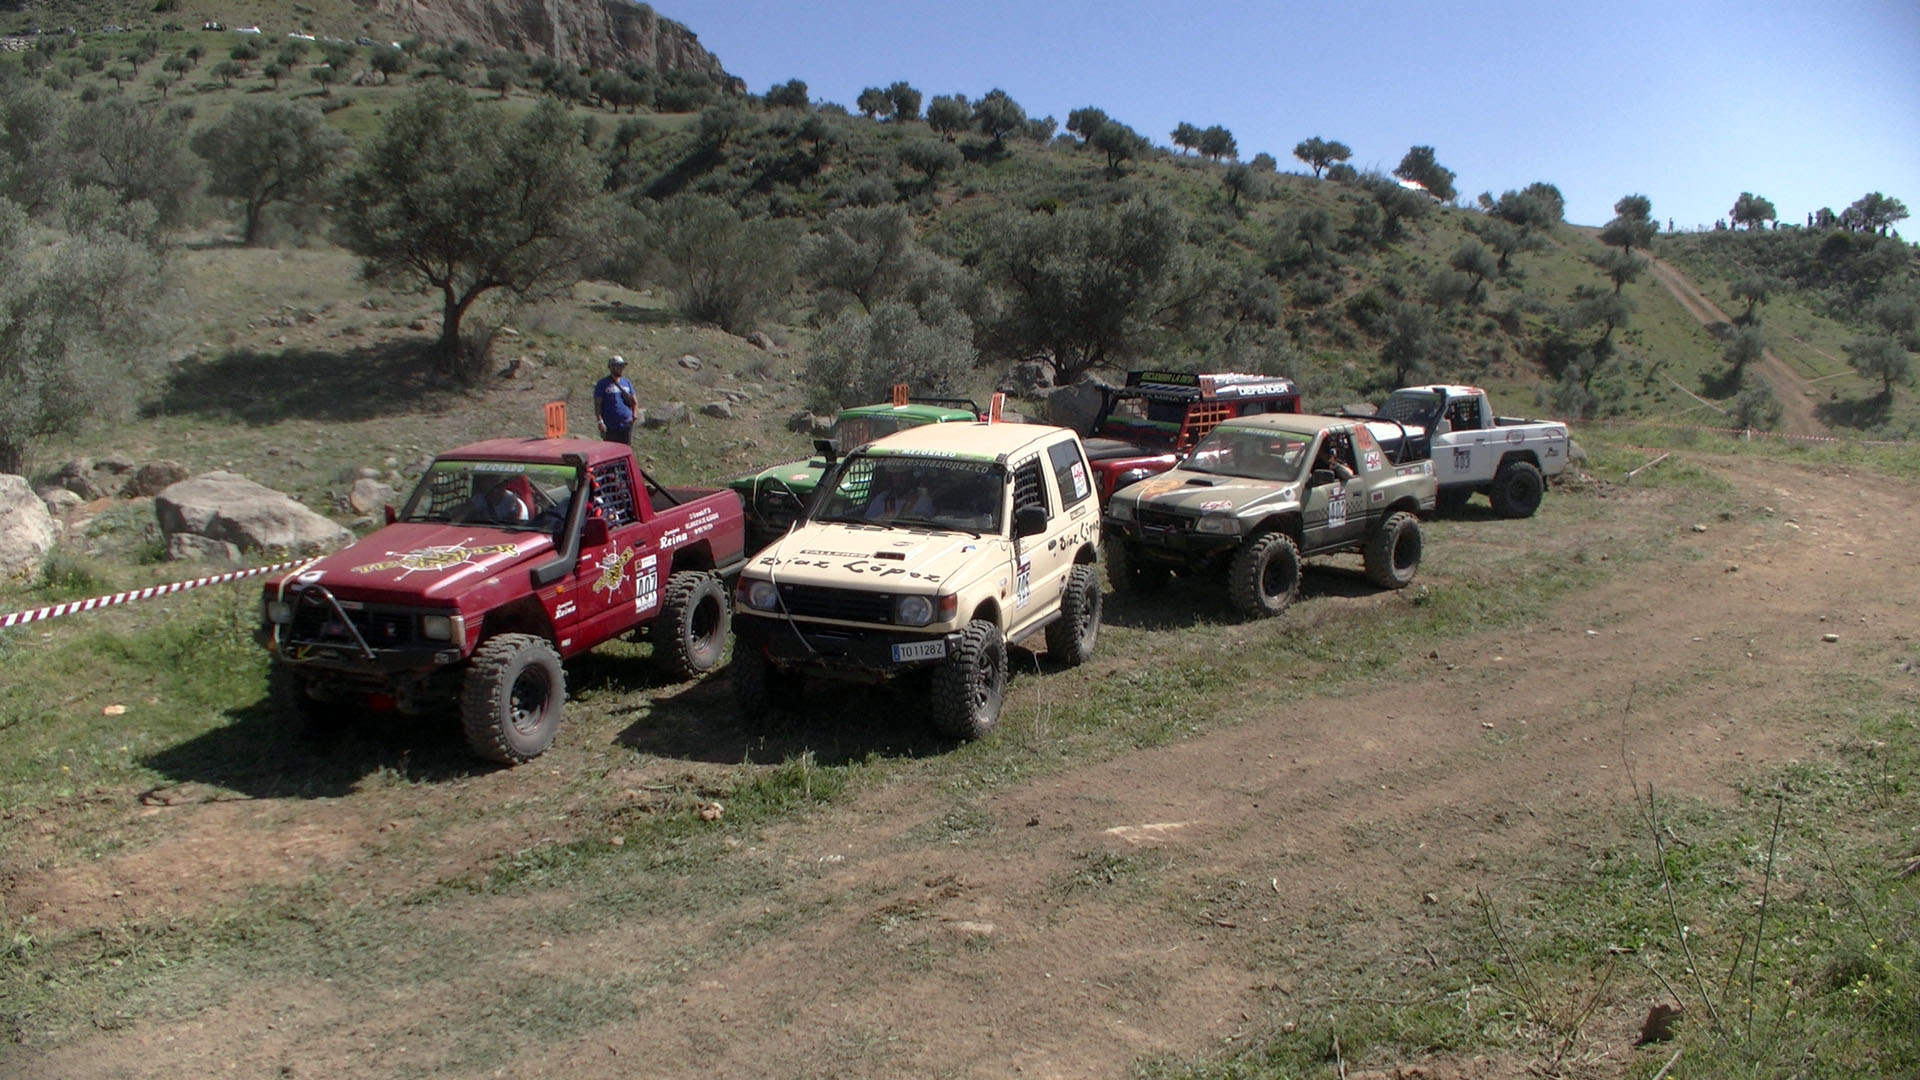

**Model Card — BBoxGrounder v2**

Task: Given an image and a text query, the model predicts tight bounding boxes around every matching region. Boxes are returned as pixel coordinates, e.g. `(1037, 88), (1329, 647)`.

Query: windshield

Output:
(813, 454), (1004, 533)
(830, 413), (935, 453)
(399, 460), (581, 533)
(1378, 390), (1442, 428)
(1181, 426), (1311, 482)
(1094, 393), (1185, 440)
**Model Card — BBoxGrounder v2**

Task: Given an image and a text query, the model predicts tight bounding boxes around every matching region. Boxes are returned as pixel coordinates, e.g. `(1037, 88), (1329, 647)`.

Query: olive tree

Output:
(804, 298), (976, 409)
(1599, 193), (1657, 253)
(1393, 145), (1456, 201)
(1293, 136), (1350, 178)
(925, 94), (970, 141)
(1729, 191), (1776, 230)
(0, 197), (171, 474)
(1846, 336), (1912, 397)
(645, 195), (797, 333)
(992, 197), (1186, 382)
(334, 85), (612, 372)
(192, 101), (351, 245)
(971, 89), (1026, 148)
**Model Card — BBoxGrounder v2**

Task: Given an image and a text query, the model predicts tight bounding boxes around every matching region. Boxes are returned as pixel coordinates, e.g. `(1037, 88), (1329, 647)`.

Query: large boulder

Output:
(1046, 383), (1109, 435)
(1000, 360), (1056, 395)
(55, 458), (109, 500)
(154, 472), (352, 556)
(123, 460), (190, 498)
(0, 474), (57, 581)
(641, 402), (690, 429)
(348, 478), (397, 515)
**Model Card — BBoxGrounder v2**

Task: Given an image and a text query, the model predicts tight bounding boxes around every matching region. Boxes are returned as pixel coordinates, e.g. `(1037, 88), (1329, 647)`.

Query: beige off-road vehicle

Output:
(1104, 413), (1437, 616)
(730, 422), (1103, 739)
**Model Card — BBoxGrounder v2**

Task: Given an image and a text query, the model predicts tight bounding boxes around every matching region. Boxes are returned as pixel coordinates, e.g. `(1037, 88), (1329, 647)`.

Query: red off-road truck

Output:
(1082, 370), (1303, 501)
(258, 437), (748, 764)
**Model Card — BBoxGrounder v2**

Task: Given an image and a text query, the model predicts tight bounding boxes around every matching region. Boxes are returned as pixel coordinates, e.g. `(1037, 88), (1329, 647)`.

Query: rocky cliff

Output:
(367, 0), (731, 78)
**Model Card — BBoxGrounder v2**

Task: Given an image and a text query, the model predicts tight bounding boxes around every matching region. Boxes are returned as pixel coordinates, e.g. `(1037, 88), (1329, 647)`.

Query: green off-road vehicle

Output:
(1103, 413), (1436, 616)
(730, 395), (980, 549)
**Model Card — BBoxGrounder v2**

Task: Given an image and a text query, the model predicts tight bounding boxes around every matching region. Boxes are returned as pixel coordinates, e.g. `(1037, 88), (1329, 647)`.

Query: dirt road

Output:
(1643, 255), (1827, 437)
(11, 454), (1915, 1079)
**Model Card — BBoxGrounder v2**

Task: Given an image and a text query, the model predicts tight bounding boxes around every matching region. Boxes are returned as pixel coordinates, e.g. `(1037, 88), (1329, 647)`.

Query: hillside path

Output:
(1643, 253), (1827, 436)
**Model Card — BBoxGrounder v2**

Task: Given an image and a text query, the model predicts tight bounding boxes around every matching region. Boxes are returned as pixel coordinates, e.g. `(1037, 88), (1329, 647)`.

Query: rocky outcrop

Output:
(371, 0), (733, 78)
(0, 474), (57, 581)
(1047, 383), (1109, 435)
(154, 472), (352, 557)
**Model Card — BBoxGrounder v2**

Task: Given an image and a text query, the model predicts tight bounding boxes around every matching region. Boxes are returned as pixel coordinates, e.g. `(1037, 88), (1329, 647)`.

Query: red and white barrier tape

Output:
(1, 558), (312, 629)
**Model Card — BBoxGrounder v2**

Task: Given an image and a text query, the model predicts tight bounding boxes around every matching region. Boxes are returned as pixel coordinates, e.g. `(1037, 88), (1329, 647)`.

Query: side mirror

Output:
(1308, 469), (1337, 488)
(812, 438), (837, 466)
(581, 517), (610, 547)
(1015, 505), (1048, 537)
(384, 505), (397, 525)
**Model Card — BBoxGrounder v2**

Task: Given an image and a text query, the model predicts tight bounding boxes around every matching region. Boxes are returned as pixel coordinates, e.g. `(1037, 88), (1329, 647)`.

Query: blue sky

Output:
(665, 0), (1919, 230)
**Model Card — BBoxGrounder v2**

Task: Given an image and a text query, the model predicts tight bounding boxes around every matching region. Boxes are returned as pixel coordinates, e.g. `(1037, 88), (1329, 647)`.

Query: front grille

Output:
(774, 583), (898, 624)
(287, 598), (420, 647)
(1136, 508), (1193, 532)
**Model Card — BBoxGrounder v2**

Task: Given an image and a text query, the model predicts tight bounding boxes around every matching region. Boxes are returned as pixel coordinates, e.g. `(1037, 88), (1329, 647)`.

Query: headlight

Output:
(265, 599), (293, 624)
(895, 595), (934, 626)
(420, 614), (458, 641)
(1107, 500), (1135, 522)
(745, 579), (781, 611)
(1194, 514), (1242, 535)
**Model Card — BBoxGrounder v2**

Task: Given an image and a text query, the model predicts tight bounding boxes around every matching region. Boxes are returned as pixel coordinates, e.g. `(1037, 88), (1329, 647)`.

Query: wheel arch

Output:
(478, 598), (556, 645)
(1496, 449), (1542, 473)
(967, 597), (1004, 630)
(668, 543), (716, 574)
(1249, 511), (1304, 545)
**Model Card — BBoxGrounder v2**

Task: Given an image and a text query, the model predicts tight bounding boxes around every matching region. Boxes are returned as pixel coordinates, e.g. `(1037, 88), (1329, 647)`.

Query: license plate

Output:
(892, 640), (946, 663)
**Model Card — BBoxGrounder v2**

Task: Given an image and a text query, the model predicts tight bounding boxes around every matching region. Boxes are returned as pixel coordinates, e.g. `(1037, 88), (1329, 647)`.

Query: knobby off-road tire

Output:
(1104, 538), (1169, 593)
(931, 619), (1007, 740)
(268, 660), (336, 741)
(1489, 460), (1545, 518)
(729, 644), (805, 730)
(1044, 564), (1102, 667)
(1228, 531), (1302, 617)
(654, 571), (730, 680)
(1363, 511), (1423, 589)
(460, 633), (566, 765)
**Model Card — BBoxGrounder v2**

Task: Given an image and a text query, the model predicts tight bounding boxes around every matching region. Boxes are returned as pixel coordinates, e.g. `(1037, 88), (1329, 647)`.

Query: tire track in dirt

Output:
(492, 456), (1915, 1080)
(1643, 255), (1826, 437)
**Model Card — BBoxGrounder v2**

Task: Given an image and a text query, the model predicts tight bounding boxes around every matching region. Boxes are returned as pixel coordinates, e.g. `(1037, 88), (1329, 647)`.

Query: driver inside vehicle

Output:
(1313, 438), (1355, 483)
(864, 469), (932, 521)
(465, 476), (531, 525)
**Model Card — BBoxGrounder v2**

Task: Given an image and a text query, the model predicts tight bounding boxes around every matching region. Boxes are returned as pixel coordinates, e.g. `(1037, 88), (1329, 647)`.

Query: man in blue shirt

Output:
(595, 355), (637, 443)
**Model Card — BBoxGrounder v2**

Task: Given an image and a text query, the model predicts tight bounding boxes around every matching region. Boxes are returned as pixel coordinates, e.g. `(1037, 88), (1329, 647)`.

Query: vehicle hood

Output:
(730, 457), (820, 491)
(1082, 436), (1173, 461)
(748, 521), (1006, 591)
(1111, 469), (1302, 516)
(266, 522), (554, 605)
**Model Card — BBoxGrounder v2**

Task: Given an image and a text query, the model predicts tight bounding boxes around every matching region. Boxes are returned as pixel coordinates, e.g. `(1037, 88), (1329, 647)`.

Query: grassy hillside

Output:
(0, 2), (1909, 519)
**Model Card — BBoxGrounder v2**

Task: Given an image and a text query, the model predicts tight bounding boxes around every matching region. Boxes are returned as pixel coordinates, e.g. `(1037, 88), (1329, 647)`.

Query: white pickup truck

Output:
(1370, 385), (1570, 517)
